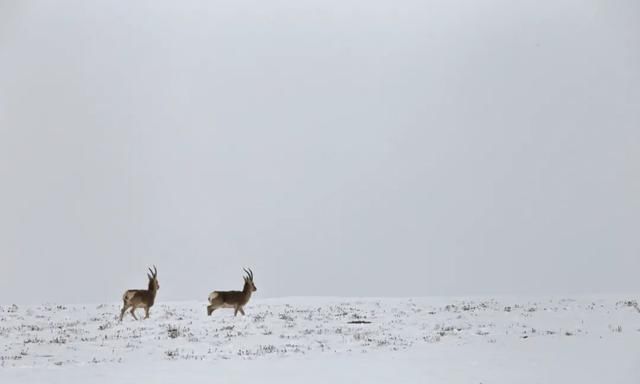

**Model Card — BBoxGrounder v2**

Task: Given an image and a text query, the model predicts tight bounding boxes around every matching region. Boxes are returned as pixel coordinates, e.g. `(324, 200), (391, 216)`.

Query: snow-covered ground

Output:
(1, 296), (638, 383)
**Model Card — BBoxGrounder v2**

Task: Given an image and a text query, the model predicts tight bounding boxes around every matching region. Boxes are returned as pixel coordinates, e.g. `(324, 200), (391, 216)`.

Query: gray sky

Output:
(0, 0), (638, 304)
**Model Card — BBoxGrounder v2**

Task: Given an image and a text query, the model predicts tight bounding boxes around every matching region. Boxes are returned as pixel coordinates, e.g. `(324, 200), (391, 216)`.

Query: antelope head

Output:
(147, 265), (159, 291)
(243, 267), (256, 292)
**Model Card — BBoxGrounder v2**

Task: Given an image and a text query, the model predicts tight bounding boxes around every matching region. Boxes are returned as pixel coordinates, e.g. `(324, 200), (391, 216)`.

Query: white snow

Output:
(0, 296), (638, 383)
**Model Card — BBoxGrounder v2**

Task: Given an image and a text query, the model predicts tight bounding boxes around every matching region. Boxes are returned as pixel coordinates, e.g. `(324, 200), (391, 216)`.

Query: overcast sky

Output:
(0, 0), (638, 304)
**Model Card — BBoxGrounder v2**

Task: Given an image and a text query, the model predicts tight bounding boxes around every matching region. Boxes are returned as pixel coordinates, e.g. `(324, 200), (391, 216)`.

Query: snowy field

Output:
(0, 296), (638, 383)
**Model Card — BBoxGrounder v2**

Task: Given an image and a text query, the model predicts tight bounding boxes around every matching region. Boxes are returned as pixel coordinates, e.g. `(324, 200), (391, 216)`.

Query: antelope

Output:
(119, 266), (159, 321)
(207, 268), (257, 316)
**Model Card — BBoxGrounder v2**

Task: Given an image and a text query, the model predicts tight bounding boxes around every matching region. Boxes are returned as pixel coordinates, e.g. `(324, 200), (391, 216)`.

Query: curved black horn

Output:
(153, 265), (157, 276)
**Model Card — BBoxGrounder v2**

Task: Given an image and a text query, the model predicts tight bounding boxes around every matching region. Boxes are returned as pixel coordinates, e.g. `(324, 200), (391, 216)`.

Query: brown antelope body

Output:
(119, 266), (159, 321)
(207, 268), (256, 316)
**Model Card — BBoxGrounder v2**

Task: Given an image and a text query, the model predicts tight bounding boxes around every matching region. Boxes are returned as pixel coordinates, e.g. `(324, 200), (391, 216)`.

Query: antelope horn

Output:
(243, 267), (251, 279)
(248, 268), (254, 280)
(153, 265), (157, 276)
